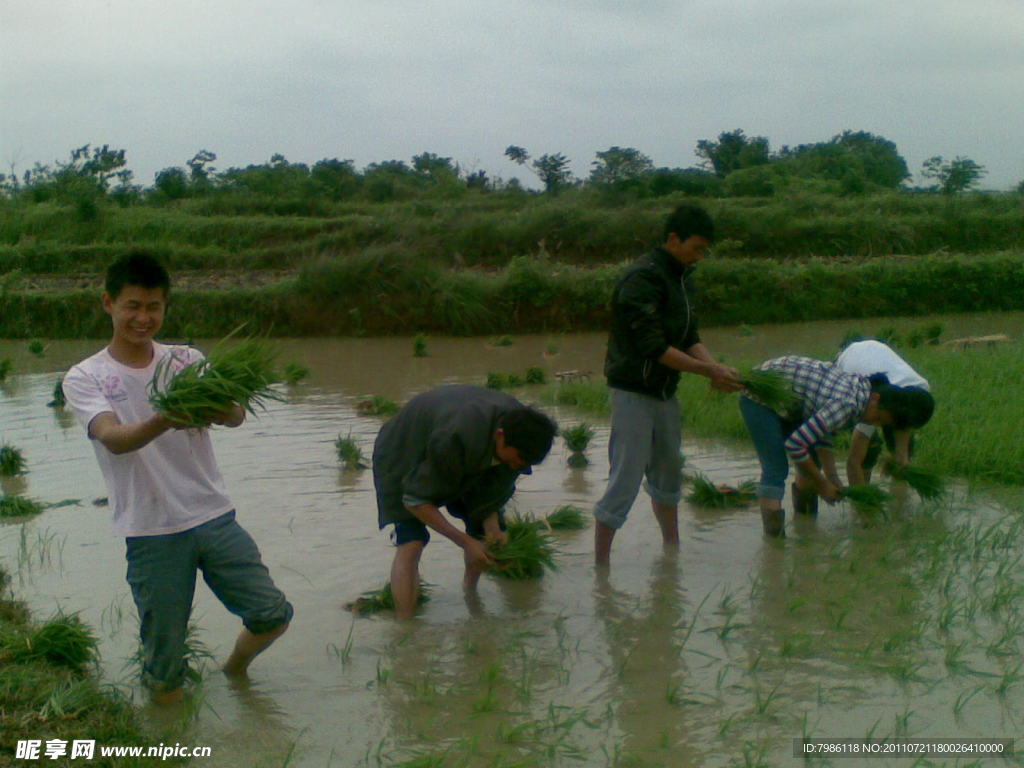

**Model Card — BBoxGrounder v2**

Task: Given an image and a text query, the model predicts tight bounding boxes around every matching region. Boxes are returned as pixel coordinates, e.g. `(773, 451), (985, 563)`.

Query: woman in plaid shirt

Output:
(739, 355), (934, 536)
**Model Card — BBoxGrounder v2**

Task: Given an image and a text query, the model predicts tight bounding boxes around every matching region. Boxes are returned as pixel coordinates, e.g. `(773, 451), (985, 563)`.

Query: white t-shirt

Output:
(835, 340), (930, 437)
(63, 342), (234, 537)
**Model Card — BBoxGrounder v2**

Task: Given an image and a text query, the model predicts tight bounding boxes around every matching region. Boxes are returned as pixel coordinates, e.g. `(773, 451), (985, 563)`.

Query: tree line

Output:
(0, 130), (1000, 215)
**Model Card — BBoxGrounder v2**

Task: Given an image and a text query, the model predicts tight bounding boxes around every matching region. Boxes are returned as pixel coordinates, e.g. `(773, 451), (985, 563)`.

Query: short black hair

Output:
(664, 203), (715, 243)
(499, 407), (557, 465)
(876, 385), (935, 430)
(105, 251), (170, 300)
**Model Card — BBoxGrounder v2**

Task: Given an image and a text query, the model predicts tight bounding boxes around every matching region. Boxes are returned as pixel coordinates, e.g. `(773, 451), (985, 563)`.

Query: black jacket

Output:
(604, 247), (702, 400)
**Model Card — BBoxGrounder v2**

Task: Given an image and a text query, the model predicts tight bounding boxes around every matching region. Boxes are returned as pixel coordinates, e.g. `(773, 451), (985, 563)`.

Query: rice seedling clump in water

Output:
(0, 357), (12, 381)
(335, 433), (368, 469)
(148, 335), (282, 428)
(283, 362), (310, 385)
(686, 474), (756, 508)
(543, 505), (588, 530)
(0, 494), (45, 518)
(488, 518), (558, 580)
(13, 614), (98, 673)
(47, 376), (66, 408)
(840, 483), (893, 512)
(346, 582), (430, 615)
(740, 368), (800, 414)
(0, 444), (27, 476)
(884, 460), (946, 500)
(356, 395), (400, 417)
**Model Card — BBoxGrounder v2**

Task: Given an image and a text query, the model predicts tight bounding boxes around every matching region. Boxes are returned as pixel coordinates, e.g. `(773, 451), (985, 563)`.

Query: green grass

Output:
(0, 494), (45, 518)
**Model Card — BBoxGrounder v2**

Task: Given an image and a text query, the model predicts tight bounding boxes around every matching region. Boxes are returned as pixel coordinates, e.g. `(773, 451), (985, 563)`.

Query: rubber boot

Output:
(761, 507), (785, 537)
(791, 482), (819, 517)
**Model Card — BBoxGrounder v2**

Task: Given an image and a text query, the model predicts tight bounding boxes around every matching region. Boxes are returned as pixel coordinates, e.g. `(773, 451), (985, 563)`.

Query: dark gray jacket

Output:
(372, 385), (527, 528)
(604, 247), (702, 400)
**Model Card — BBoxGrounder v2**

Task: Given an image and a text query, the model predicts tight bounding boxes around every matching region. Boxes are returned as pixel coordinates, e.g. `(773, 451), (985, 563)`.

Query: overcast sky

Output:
(3, 0), (1022, 190)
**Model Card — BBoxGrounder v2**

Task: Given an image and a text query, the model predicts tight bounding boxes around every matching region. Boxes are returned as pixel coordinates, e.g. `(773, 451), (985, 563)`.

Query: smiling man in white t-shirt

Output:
(63, 252), (292, 704)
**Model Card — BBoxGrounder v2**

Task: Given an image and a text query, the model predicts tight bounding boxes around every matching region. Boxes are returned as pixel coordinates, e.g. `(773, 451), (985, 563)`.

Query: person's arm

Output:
(88, 412), (176, 455)
(889, 429), (913, 466)
(816, 445), (841, 487)
(658, 343), (742, 390)
(846, 430), (871, 485)
(406, 502), (495, 570)
(794, 455), (841, 501)
(481, 511), (509, 547)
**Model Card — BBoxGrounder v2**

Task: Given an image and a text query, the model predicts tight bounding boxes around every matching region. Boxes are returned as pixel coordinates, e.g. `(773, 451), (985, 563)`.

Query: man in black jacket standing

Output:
(595, 204), (741, 566)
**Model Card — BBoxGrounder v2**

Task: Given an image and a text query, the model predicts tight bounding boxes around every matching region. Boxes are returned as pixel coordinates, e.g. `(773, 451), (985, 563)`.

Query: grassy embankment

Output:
(1, 191), (1023, 337)
(546, 337), (1024, 487)
(0, 566), (182, 766)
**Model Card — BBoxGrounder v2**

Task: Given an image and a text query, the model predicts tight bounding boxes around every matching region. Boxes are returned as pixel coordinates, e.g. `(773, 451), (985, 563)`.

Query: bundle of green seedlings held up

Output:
(840, 483), (894, 512)
(740, 368), (800, 414)
(0, 444), (27, 476)
(686, 474), (757, 508)
(884, 460), (946, 500)
(148, 335), (282, 428)
(345, 582), (430, 615)
(0, 494), (46, 518)
(488, 518), (558, 580)
(542, 505), (588, 530)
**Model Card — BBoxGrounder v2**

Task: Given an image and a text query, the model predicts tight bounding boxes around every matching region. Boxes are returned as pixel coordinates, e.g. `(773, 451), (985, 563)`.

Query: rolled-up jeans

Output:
(593, 388), (683, 530)
(739, 396), (789, 501)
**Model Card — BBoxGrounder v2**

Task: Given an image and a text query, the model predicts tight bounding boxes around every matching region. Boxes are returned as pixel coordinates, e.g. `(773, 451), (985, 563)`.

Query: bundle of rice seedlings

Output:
(148, 334), (282, 428)
(335, 433), (368, 469)
(27, 340), (45, 357)
(283, 362), (310, 384)
(0, 444), (26, 476)
(884, 460), (946, 500)
(488, 519), (558, 580)
(15, 614), (98, 673)
(740, 368), (800, 414)
(525, 366), (546, 384)
(491, 335), (514, 347)
(355, 395), (400, 417)
(0, 494), (45, 518)
(345, 582), (431, 615)
(840, 484), (893, 512)
(0, 357), (12, 381)
(413, 334), (428, 357)
(543, 505), (588, 530)
(686, 474), (757, 508)
(562, 423), (594, 454)
(47, 376), (66, 408)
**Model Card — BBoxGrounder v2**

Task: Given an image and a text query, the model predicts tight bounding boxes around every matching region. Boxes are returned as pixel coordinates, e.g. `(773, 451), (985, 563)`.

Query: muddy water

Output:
(2, 315), (1023, 767)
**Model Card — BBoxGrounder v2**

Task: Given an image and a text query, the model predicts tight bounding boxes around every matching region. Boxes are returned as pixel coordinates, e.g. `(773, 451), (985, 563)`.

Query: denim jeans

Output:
(739, 396), (790, 500)
(125, 511), (293, 692)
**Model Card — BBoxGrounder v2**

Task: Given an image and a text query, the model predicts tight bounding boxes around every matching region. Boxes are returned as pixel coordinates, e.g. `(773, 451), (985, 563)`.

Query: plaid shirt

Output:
(755, 356), (871, 462)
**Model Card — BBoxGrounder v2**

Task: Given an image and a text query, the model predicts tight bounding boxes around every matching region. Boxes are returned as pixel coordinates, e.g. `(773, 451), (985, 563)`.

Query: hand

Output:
(816, 477), (842, 503)
(710, 364), (743, 393)
(485, 529), (509, 549)
(462, 537), (496, 572)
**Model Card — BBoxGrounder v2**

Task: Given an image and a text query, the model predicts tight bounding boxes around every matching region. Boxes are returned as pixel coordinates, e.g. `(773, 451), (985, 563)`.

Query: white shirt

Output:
(835, 340), (930, 437)
(63, 343), (234, 537)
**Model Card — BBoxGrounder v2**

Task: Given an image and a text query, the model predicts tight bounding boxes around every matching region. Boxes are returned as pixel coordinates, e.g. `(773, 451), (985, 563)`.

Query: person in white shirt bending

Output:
(834, 339), (933, 486)
(63, 252), (292, 705)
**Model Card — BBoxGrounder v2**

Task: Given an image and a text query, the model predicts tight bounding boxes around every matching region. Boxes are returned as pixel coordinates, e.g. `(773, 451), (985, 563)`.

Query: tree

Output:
(504, 145), (530, 165)
(503, 146), (573, 194)
(695, 129), (770, 177)
(187, 150), (217, 187)
(589, 146), (653, 186)
(921, 155), (987, 195)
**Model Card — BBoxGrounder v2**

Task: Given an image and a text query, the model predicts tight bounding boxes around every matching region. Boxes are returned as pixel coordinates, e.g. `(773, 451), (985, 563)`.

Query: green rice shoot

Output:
(0, 494), (46, 518)
(561, 422), (594, 454)
(884, 460), (946, 500)
(27, 339), (45, 357)
(0, 444), (27, 476)
(740, 368), (800, 414)
(148, 332), (283, 428)
(355, 395), (400, 417)
(686, 474), (757, 508)
(0, 357), (11, 382)
(48, 376), (66, 408)
(543, 505), (588, 530)
(488, 518), (558, 580)
(345, 581), (430, 615)
(840, 483), (894, 512)
(283, 362), (310, 385)
(13, 614), (98, 673)
(335, 433), (368, 469)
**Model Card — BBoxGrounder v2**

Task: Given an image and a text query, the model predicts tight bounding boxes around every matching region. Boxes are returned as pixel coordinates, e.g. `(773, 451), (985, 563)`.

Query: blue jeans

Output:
(739, 397), (789, 501)
(593, 388), (683, 530)
(125, 511), (293, 692)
